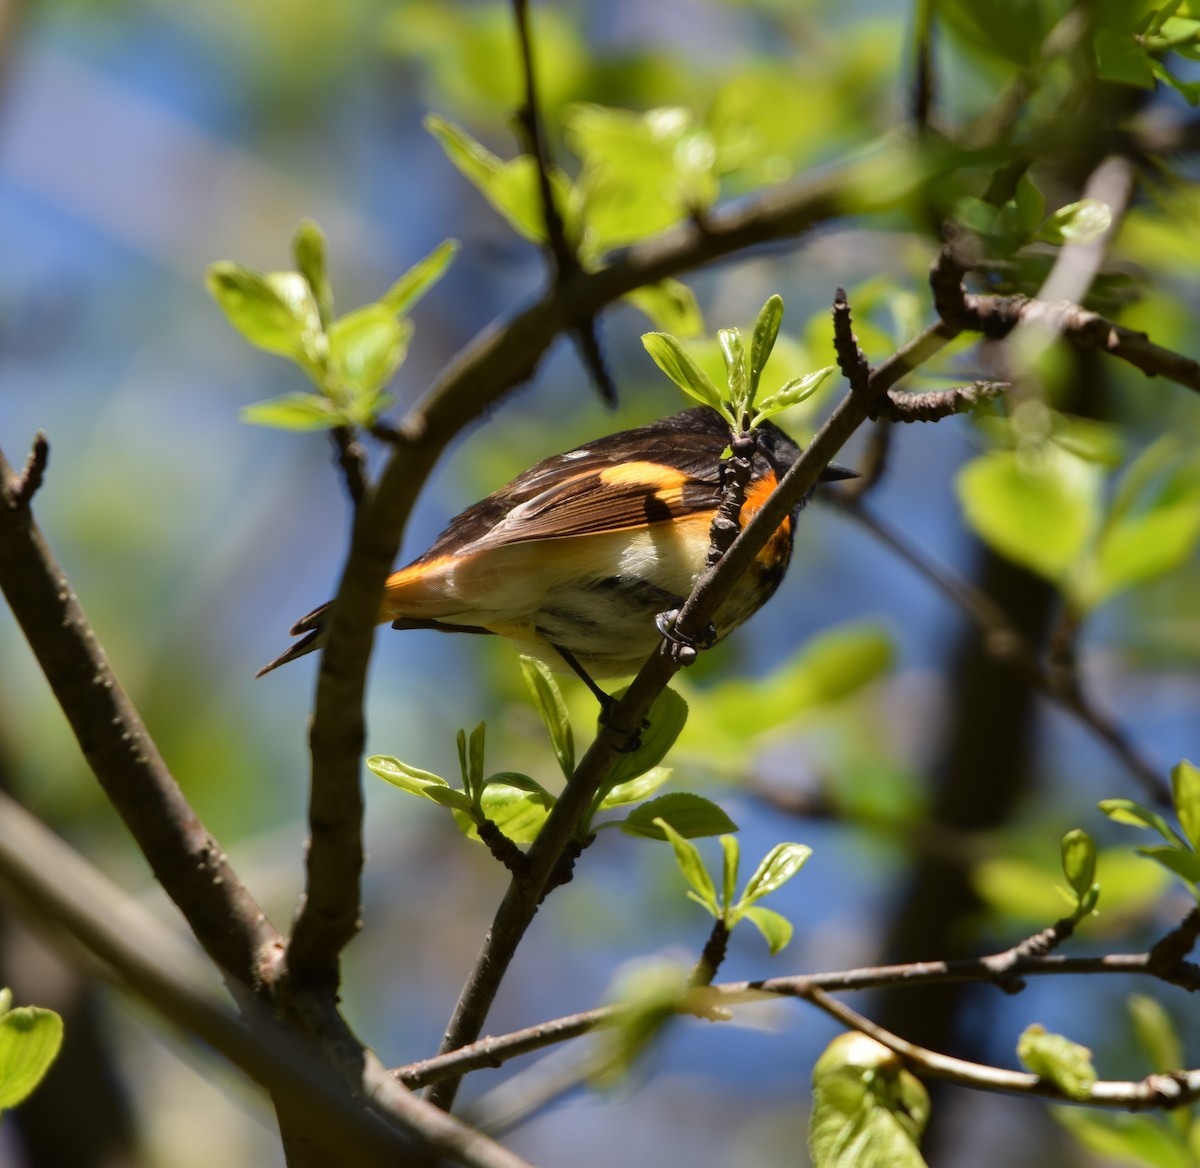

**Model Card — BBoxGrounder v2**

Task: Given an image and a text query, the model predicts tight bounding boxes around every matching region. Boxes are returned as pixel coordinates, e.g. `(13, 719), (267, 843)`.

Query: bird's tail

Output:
(255, 602), (331, 677)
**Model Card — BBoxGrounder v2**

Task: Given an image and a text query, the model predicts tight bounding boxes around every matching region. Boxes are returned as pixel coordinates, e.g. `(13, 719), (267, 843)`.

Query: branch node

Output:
(6, 433), (49, 508)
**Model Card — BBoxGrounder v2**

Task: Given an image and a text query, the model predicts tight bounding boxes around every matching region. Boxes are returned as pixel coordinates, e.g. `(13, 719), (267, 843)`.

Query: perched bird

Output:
(258, 407), (853, 695)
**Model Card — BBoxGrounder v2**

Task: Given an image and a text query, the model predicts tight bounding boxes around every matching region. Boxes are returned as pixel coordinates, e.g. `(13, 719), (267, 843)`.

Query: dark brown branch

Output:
(832, 288), (871, 393)
(6, 430), (47, 505)
(330, 426), (370, 507)
(0, 789), (536, 1168)
(871, 380), (1009, 422)
(0, 439), (281, 988)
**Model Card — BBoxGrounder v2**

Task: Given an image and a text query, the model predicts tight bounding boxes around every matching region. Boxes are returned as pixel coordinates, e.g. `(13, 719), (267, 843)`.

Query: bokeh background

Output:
(2, 2), (1199, 1166)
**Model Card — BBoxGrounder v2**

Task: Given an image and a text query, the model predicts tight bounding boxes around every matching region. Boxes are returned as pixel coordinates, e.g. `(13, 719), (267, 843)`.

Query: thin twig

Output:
(4, 430), (48, 506)
(330, 426), (370, 507)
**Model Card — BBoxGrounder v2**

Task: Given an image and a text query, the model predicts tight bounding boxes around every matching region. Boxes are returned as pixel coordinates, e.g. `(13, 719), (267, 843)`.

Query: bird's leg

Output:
(552, 645), (644, 752)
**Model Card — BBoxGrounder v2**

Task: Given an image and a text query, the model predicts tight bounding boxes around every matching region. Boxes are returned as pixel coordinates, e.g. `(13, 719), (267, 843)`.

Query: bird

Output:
(257, 407), (853, 698)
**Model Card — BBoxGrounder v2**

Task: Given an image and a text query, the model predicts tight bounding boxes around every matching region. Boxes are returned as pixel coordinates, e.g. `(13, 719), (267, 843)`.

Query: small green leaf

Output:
(641, 332), (726, 414)
(207, 263), (324, 369)
(519, 657), (575, 780)
(654, 817), (719, 914)
(1017, 1024), (1096, 1100)
(366, 755), (471, 810)
(601, 686), (689, 791)
(0, 989), (10, 1015)
(1171, 760), (1200, 849)
(0, 1006), (63, 1109)
(476, 776), (555, 844)
(239, 392), (343, 431)
(1128, 994), (1183, 1076)
(1061, 828), (1097, 902)
(752, 366), (835, 423)
(742, 905), (793, 955)
(623, 280), (704, 338)
(595, 767), (672, 812)
(328, 305), (410, 402)
(466, 722), (486, 801)
(809, 1033), (930, 1168)
(1098, 799), (1187, 847)
(737, 841), (812, 908)
(381, 239), (460, 316)
(292, 219), (332, 327)
(1037, 199), (1113, 246)
(720, 834), (739, 914)
(718, 327), (748, 413)
(749, 295), (784, 402)
(620, 793), (737, 841)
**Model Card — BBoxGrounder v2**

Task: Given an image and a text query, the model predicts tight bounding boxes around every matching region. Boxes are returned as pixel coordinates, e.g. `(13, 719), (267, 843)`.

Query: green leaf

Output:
(1172, 760), (1200, 851)
(956, 447), (1102, 585)
(425, 114), (571, 243)
(1098, 799), (1187, 847)
(1037, 199), (1113, 246)
(1128, 994), (1183, 1075)
(1017, 1024), (1097, 1101)
(809, 1033), (930, 1168)
(1060, 828), (1097, 902)
(1013, 175), (1047, 239)
(1090, 489), (1200, 607)
(591, 959), (688, 1088)
(1094, 27), (1157, 89)
(328, 305), (410, 404)
(718, 328), (748, 414)
(742, 905), (794, 955)
(0, 1006), (63, 1109)
(600, 686), (689, 792)
(1136, 845), (1200, 887)
(239, 392), (343, 431)
(738, 842), (813, 908)
(720, 834), (739, 914)
(292, 219), (332, 328)
(749, 295), (784, 402)
(475, 777), (555, 844)
(641, 332), (726, 414)
(623, 280), (704, 338)
(465, 722), (486, 801)
(595, 767), (672, 812)
(0, 989), (10, 1015)
(381, 239), (459, 316)
(653, 817), (719, 914)
(620, 793), (737, 840)
(520, 656), (575, 780)
(752, 366), (835, 423)
(366, 755), (471, 810)
(1054, 1107), (1191, 1168)
(207, 263), (324, 370)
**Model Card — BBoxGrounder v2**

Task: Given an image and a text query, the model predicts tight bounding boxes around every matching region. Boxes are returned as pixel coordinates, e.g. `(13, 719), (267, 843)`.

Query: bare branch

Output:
(5, 431), (48, 506)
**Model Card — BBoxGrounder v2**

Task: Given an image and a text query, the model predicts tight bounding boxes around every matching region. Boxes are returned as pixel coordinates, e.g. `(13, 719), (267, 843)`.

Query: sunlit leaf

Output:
(595, 767), (672, 812)
(753, 366), (835, 423)
(956, 447), (1102, 585)
(1037, 199), (1113, 246)
(292, 219), (332, 327)
(381, 239), (460, 316)
(738, 842), (812, 907)
(742, 906), (793, 955)
(366, 755), (471, 810)
(1061, 828), (1097, 902)
(1017, 1024), (1096, 1100)
(621, 793), (737, 840)
(239, 392), (343, 431)
(207, 263), (324, 371)
(642, 332), (726, 412)
(1173, 760), (1200, 851)
(520, 656), (575, 780)
(809, 1032), (930, 1168)
(623, 280), (704, 337)
(1054, 1107), (1190, 1168)
(1098, 799), (1186, 847)
(749, 295), (784, 402)
(653, 817), (718, 914)
(1128, 994), (1183, 1076)
(0, 1006), (63, 1109)
(328, 305), (409, 403)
